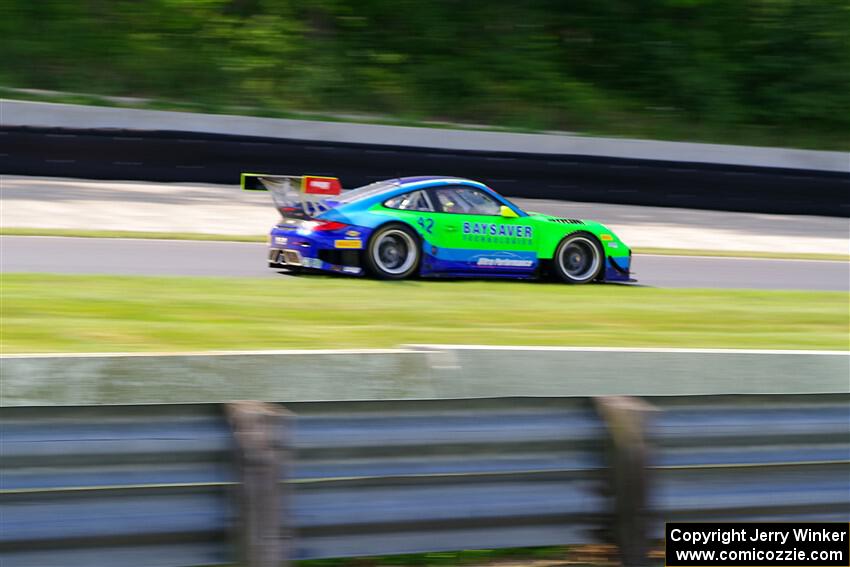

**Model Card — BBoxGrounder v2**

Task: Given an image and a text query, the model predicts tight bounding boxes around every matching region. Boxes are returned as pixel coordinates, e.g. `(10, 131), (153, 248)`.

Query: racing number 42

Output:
(417, 217), (434, 234)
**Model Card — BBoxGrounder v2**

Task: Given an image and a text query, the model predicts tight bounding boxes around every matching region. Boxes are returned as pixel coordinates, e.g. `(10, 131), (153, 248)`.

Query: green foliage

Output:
(1, 0), (847, 148)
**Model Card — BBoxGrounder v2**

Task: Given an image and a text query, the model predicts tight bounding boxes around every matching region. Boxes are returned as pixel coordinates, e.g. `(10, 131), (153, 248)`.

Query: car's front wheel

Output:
(365, 224), (420, 280)
(553, 233), (604, 284)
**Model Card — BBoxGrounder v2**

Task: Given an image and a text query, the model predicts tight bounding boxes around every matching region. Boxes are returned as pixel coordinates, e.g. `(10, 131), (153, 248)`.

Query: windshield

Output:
(335, 179), (400, 204)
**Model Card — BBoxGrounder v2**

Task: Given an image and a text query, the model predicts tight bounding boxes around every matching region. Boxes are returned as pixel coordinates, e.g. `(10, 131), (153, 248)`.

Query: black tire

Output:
(364, 223), (421, 280)
(553, 232), (604, 284)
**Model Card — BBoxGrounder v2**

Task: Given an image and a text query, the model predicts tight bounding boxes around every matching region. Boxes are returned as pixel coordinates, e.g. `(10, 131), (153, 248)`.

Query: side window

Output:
(432, 186), (501, 215)
(383, 190), (434, 212)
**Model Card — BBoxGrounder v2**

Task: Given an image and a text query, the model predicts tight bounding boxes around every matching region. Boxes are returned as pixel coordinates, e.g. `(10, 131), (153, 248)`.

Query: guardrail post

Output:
(594, 396), (657, 567)
(226, 400), (292, 567)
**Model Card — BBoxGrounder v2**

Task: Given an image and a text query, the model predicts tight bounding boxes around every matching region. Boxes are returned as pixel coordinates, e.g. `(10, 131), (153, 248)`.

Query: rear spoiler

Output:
(241, 173), (342, 217)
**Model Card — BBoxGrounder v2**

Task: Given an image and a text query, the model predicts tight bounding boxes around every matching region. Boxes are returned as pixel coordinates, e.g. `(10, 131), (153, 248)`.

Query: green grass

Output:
(4, 228), (847, 262)
(298, 547), (570, 567)
(0, 87), (534, 135)
(2, 274), (846, 354)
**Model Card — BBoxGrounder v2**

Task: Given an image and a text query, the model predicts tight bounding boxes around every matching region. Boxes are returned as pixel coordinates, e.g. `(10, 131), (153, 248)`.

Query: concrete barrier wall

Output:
(3, 101), (849, 216)
(412, 345), (850, 398)
(2, 346), (847, 406)
(4, 100), (848, 171)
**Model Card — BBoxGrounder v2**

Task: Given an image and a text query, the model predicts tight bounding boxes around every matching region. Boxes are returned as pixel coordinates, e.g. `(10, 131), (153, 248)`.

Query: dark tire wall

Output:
(2, 126), (847, 217)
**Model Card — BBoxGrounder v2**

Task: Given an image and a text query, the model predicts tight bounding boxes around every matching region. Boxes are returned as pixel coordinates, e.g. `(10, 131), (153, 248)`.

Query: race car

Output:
(243, 174), (633, 283)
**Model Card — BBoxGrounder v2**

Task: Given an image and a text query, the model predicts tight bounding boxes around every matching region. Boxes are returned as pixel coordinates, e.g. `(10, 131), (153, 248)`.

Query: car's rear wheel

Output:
(553, 233), (604, 284)
(365, 224), (420, 280)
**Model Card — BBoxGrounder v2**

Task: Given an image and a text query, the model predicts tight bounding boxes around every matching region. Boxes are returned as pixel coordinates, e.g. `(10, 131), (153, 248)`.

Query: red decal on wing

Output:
(302, 176), (342, 196)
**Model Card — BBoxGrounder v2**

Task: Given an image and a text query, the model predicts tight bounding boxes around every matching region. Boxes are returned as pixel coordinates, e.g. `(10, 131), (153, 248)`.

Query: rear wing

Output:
(241, 173), (342, 217)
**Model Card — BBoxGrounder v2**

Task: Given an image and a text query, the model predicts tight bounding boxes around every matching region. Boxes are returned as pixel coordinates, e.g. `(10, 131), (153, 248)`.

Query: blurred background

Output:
(1, 2), (848, 567)
(2, 0), (849, 149)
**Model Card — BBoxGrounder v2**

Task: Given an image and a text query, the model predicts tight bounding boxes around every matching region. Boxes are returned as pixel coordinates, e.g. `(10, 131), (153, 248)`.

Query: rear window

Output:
(335, 179), (400, 204)
(383, 190), (434, 211)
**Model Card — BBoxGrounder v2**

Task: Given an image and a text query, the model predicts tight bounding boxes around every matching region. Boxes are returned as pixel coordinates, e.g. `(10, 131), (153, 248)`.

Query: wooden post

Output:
(594, 396), (657, 567)
(226, 400), (292, 567)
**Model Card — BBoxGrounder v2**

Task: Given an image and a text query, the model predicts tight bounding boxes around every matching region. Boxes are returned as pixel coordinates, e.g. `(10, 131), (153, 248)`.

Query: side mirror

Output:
(500, 205), (519, 218)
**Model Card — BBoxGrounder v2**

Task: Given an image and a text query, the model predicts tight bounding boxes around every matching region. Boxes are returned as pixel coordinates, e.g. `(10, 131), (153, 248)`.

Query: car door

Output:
(426, 185), (538, 274)
(379, 189), (441, 240)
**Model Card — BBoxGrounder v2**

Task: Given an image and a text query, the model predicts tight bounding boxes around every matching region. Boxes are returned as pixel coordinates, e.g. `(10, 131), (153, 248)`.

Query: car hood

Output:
(527, 211), (606, 230)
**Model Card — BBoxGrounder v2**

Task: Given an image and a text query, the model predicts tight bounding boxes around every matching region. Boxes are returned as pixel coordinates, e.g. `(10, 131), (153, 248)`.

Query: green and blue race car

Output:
(243, 174), (633, 284)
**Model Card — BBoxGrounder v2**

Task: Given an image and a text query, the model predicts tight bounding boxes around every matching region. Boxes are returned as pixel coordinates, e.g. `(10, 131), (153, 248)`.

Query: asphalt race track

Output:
(2, 236), (847, 291)
(3, 175), (848, 254)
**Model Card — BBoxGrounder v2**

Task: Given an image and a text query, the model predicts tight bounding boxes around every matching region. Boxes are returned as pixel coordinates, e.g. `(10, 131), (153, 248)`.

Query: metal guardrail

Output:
(1, 395), (848, 567)
(1, 403), (233, 566)
(2, 124), (848, 216)
(648, 394), (850, 527)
